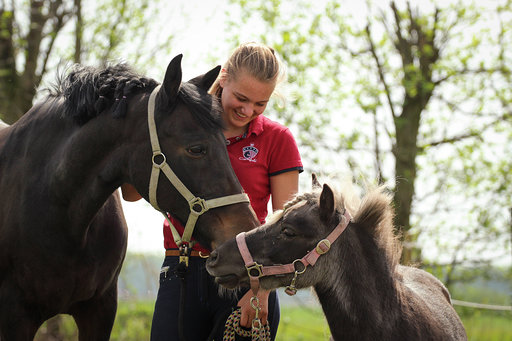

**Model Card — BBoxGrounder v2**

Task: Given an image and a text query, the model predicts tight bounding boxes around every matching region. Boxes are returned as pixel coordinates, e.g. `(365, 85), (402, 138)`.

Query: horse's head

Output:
(124, 55), (258, 249)
(207, 176), (348, 290)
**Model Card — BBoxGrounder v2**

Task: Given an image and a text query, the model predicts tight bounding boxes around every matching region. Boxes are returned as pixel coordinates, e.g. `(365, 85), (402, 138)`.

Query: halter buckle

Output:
(189, 197), (208, 215)
(246, 262), (263, 278)
(315, 239), (331, 255)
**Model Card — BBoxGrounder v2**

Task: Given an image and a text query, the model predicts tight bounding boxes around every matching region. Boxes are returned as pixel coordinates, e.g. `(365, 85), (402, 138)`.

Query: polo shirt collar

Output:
(247, 115), (264, 136)
(225, 115), (265, 145)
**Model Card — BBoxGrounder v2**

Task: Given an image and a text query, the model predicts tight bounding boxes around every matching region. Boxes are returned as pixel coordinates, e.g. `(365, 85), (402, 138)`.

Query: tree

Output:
(0, 0), (168, 124)
(0, 0), (74, 123)
(224, 0), (512, 271)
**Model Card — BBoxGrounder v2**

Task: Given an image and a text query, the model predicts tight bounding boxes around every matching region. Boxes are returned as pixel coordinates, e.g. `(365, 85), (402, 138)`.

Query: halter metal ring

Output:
(189, 197), (208, 215)
(246, 262), (263, 278)
(316, 239), (331, 255)
(292, 259), (307, 274)
(152, 152), (166, 168)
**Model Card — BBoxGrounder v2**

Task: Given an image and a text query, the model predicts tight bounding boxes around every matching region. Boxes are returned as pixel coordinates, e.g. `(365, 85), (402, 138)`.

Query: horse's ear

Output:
(159, 54), (183, 107)
(312, 173), (321, 190)
(319, 184), (336, 224)
(188, 65), (221, 91)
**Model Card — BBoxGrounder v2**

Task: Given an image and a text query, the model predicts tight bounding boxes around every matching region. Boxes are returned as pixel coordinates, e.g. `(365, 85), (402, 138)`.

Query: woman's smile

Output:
(220, 69), (275, 137)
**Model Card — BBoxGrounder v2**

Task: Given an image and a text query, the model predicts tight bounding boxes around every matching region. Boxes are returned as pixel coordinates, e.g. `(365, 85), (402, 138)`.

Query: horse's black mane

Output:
(49, 63), (223, 129)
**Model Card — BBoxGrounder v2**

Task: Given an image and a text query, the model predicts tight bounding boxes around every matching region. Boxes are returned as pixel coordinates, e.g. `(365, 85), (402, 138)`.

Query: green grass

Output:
(34, 300), (511, 340)
(456, 308), (512, 341)
(276, 306), (331, 341)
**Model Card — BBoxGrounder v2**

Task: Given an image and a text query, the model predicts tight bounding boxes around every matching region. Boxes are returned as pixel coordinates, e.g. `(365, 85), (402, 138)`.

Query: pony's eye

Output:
(281, 226), (296, 238)
(187, 145), (206, 156)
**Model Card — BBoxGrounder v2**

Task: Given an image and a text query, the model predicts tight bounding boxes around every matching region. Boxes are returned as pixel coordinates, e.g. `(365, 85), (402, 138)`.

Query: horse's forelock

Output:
(178, 82), (224, 131)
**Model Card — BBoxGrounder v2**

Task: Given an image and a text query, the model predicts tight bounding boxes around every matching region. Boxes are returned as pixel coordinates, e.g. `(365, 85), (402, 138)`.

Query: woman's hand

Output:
(237, 289), (270, 328)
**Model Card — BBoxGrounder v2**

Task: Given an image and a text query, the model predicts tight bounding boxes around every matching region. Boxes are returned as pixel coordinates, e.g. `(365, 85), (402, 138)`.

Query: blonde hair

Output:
(209, 42), (286, 97)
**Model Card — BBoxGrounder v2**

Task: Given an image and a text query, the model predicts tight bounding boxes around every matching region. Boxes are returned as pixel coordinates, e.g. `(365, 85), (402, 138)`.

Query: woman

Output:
(124, 42), (302, 340)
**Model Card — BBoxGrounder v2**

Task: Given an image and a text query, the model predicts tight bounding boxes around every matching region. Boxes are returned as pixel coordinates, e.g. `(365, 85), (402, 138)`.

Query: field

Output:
(34, 257), (512, 340)
(35, 300), (511, 340)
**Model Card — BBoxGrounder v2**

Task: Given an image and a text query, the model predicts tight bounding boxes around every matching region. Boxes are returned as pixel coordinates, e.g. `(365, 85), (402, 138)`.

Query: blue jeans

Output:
(150, 255), (280, 341)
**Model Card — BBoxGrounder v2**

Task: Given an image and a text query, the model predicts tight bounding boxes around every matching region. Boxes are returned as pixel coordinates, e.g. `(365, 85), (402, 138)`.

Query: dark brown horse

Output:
(0, 55), (258, 340)
(207, 176), (467, 341)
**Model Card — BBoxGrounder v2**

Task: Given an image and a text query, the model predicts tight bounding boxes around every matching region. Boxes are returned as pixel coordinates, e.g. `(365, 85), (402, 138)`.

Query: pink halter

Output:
(236, 210), (352, 296)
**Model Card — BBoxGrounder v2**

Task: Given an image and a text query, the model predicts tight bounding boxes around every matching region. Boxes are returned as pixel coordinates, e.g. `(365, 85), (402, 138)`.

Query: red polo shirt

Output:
(163, 115), (303, 252)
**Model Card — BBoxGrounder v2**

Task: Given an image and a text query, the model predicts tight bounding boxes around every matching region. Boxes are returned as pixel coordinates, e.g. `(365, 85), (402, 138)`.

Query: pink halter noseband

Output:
(236, 210), (352, 296)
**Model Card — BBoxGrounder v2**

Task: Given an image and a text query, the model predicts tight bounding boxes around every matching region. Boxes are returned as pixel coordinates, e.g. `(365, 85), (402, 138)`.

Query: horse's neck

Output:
(0, 101), (128, 249)
(15, 105), (124, 222)
(54, 116), (125, 221)
(313, 230), (401, 340)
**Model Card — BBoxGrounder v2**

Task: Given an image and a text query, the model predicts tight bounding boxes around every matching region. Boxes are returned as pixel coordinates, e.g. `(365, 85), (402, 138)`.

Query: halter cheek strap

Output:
(236, 210), (352, 295)
(236, 233), (263, 294)
(146, 85), (250, 261)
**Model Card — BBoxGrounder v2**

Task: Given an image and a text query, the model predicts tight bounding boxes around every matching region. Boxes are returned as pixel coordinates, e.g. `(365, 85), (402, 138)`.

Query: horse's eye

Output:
(187, 145), (206, 156)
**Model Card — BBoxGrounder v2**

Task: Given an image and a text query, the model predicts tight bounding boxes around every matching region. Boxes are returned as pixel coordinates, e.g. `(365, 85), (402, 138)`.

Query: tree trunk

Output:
(0, 5), (19, 123)
(393, 98), (421, 264)
(74, 0), (82, 64)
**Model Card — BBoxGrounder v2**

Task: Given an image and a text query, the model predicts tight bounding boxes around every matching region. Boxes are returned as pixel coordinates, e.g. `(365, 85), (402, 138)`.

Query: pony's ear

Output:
(319, 184), (336, 224)
(312, 173), (321, 189)
(188, 65), (221, 91)
(159, 54), (183, 107)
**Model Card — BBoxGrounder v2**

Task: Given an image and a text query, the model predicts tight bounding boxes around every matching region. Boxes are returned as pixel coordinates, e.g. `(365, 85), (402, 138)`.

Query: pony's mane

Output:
(273, 182), (401, 267)
(48, 63), (223, 129)
(351, 185), (401, 267)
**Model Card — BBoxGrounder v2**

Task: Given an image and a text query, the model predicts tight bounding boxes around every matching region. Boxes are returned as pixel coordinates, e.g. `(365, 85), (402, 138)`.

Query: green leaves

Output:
(223, 0), (512, 269)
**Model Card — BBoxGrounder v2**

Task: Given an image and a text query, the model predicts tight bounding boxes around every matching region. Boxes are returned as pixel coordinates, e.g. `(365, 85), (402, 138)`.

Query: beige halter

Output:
(147, 85), (250, 254)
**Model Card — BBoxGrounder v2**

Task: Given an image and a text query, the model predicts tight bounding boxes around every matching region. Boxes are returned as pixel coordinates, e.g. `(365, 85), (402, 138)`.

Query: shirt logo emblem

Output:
(240, 143), (258, 162)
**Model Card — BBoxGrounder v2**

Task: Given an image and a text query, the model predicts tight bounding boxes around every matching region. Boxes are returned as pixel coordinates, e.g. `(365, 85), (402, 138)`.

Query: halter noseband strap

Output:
(147, 85), (250, 258)
(236, 210), (352, 295)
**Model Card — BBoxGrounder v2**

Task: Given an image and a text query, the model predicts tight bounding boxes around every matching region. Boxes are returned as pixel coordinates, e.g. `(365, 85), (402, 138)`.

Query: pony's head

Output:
(207, 175), (400, 290)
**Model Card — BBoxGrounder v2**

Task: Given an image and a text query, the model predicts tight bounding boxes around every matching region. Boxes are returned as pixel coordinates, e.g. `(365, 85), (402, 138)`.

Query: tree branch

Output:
(37, 13), (65, 87)
(420, 111), (511, 149)
(433, 67), (506, 86)
(22, 0), (46, 85)
(390, 1), (413, 66)
(365, 23), (397, 119)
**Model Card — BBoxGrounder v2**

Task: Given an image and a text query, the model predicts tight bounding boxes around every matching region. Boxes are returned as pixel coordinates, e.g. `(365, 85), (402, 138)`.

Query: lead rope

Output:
(223, 308), (271, 341)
